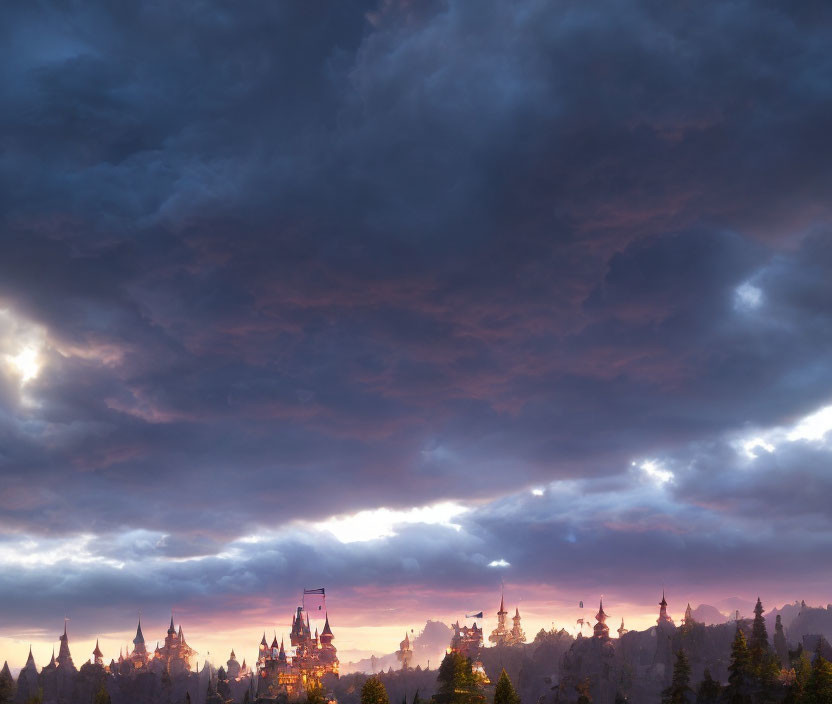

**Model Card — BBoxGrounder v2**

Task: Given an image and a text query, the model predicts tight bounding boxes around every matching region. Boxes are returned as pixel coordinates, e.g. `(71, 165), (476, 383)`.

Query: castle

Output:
(256, 607), (339, 699)
(487, 594), (526, 646)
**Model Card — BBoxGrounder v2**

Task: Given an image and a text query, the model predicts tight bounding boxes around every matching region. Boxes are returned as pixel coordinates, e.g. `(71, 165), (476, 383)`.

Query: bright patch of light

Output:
(640, 460), (673, 485)
(531, 487), (544, 496)
(735, 282), (763, 310)
(0, 535), (124, 570)
(317, 501), (468, 544)
(1, 309), (48, 388)
(7, 346), (40, 384)
(488, 559), (510, 568)
(788, 405), (832, 442)
(743, 437), (775, 459)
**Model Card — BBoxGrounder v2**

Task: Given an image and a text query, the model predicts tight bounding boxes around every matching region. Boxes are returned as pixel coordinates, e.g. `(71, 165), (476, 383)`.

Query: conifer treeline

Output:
(660, 598), (832, 704)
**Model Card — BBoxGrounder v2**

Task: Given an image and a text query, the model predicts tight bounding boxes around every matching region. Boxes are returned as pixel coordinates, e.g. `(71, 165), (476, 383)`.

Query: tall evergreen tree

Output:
(785, 650), (812, 704)
(575, 678), (592, 704)
(435, 653), (483, 704)
(661, 650), (693, 704)
(493, 670), (520, 704)
(750, 598), (770, 673)
(694, 669), (720, 704)
(361, 676), (390, 704)
(805, 652), (832, 704)
(725, 626), (753, 704)
(93, 686), (111, 704)
(773, 615), (789, 668)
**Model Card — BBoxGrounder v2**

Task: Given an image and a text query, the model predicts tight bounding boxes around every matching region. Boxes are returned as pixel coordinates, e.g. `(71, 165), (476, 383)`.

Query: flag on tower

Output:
(303, 588), (326, 611)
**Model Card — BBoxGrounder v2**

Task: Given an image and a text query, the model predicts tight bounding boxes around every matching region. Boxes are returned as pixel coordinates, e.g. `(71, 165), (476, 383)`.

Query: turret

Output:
(320, 613), (334, 647)
(657, 590), (674, 626)
(593, 599), (610, 640)
(57, 621), (75, 669)
(92, 639), (104, 666)
(617, 618), (628, 638)
(682, 603), (695, 628)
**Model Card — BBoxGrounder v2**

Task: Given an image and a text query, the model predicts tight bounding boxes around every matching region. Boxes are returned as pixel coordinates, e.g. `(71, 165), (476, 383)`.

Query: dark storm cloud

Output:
(1, 0), (831, 621)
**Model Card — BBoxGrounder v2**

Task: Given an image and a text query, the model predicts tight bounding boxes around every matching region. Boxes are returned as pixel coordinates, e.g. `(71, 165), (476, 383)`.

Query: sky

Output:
(1, 0), (832, 674)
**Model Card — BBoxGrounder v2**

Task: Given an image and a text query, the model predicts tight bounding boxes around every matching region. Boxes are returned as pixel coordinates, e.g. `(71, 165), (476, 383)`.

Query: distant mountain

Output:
(691, 604), (727, 625)
(768, 600), (804, 630)
(342, 619), (452, 674)
(782, 603), (832, 644)
(715, 596), (755, 620)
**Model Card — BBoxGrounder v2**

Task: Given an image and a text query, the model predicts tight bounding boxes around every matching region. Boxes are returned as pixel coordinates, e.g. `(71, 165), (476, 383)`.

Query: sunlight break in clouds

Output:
(316, 502), (468, 543)
(734, 281), (763, 311)
(0, 308), (47, 387)
(638, 460), (674, 485)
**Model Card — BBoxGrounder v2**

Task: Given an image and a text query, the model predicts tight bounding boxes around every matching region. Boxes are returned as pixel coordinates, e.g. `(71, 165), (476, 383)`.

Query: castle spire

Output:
(657, 590), (674, 625)
(321, 613), (333, 637)
(593, 599), (609, 640)
(134, 617), (145, 645)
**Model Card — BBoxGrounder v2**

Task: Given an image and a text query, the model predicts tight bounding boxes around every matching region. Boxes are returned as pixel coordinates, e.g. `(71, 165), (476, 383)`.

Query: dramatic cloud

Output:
(1, 0), (831, 666)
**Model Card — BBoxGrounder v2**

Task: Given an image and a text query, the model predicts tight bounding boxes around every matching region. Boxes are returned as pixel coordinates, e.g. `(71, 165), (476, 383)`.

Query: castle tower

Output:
(397, 632), (413, 670)
(489, 593), (510, 645)
(593, 599), (609, 640)
(227, 649), (241, 679)
(130, 617), (149, 667)
(320, 613), (334, 648)
(509, 607), (526, 644)
(617, 618), (628, 638)
(92, 640), (104, 666)
(657, 591), (674, 626)
(57, 621), (75, 669)
(682, 603), (695, 629)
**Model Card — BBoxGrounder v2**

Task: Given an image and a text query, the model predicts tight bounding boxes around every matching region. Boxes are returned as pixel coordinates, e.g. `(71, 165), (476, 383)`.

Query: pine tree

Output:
(773, 615), (789, 667)
(694, 669), (720, 704)
(493, 670), (520, 704)
(575, 678), (592, 704)
(361, 676), (390, 704)
(661, 650), (693, 704)
(725, 626), (753, 704)
(806, 652), (832, 704)
(93, 686), (111, 704)
(435, 652), (483, 704)
(750, 598), (770, 674)
(785, 650), (812, 704)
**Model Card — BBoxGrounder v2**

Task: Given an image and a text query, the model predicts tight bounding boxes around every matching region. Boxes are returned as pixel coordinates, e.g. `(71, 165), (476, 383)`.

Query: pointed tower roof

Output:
(271, 633), (279, 649)
(241, 658), (247, 668)
(93, 639), (103, 658)
(260, 632), (268, 647)
(321, 613), (333, 637)
(26, 645), (35, 666)
(660, 590), (667, 607)
(178, 625), (184, 640)
(1, 661), (12, 680)
(278, 638), (286, 661)
(230, 649), (236, 660)
(168, 614), (176, 635)
(514, 607), (521, 619)
(498, 593), (506, 615)
(134, 618), (145, 645)
(49, 648), (56, 667)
